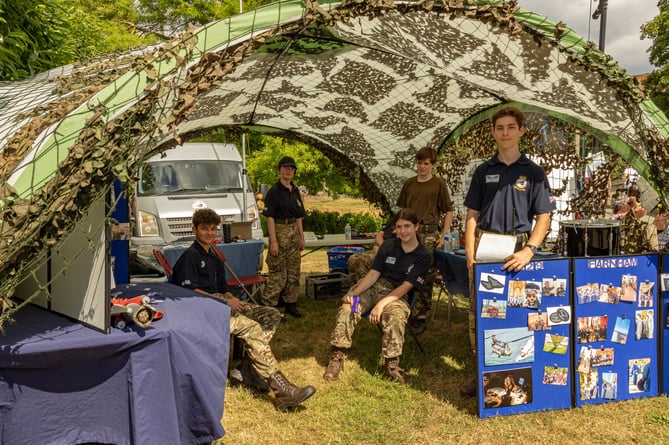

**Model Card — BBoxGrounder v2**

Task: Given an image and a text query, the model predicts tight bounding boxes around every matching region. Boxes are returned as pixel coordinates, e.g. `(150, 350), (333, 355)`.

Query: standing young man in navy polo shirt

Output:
(461, 106), (553, 396)
(262, 156), (307, 318)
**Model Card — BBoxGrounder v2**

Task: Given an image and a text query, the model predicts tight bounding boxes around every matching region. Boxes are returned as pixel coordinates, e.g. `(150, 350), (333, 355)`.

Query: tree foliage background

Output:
(0, 0), (355, 196)
(642, 0), (669, 117)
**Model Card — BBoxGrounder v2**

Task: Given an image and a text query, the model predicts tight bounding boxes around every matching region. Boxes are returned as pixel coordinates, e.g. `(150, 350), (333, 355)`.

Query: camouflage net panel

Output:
(0, 0), (668, 329)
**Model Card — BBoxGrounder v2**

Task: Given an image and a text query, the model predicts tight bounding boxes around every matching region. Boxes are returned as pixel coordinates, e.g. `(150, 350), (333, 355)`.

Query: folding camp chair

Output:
(210, 244), (266, 305)
(153, 249), (173, 281)
(362, 291), (425, 354)
(432, 273), (467, 333)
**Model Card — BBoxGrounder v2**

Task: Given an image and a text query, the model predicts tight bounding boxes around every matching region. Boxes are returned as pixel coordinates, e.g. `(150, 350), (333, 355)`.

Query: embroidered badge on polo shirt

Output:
(514, 175), (528, 191)
(200, 260), (206, 268)
(486, 174), (500, 183)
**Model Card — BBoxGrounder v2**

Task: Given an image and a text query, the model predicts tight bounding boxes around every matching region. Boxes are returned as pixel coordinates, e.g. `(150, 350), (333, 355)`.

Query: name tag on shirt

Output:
(386, 256), (397, 265)
(486, 174), (500, 183)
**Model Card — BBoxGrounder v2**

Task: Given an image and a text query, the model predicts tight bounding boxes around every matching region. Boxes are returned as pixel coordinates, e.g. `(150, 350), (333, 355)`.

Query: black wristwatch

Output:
(525, 243), (539, 254)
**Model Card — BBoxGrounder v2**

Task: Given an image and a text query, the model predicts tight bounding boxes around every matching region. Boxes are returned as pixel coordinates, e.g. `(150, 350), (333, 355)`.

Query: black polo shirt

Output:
(172, 241), (228, 294)
(371, 238), (431, 290)
(263, 180), (306, 219)
(464, 154), (554, 235)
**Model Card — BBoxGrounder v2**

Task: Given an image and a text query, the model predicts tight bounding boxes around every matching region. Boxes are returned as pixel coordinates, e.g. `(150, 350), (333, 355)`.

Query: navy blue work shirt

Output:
(172, 242), (228, 294)
(464, 153), (554, 235)
(371, 238), (431, 290)
(263, 180), (306, 219)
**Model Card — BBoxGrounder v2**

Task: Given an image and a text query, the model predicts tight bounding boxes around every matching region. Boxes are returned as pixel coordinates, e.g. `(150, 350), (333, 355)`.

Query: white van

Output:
(131, 142), (263, 245)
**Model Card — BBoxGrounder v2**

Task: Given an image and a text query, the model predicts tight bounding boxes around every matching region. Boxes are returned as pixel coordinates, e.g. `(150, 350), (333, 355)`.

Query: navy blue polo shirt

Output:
(263, 180), (306, 219)
(172, 241), (228, 294)
(371, 238), (431, 290)
(464, 154), (554, 235)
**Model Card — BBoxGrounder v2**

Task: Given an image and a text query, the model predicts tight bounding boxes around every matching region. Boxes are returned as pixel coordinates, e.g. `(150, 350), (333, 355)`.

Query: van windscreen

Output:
(138, 160), (243, 196)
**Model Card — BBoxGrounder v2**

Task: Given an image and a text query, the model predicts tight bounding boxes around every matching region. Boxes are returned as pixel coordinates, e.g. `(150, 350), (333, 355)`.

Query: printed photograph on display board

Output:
(475, 258), (572, 418)
(542, 366), (568, 385)
(483, 328), (534, 366)
(573, 255), (659, 407)
(628, 358), (652, 394)
(601, 371), (618, 400)
(482, 368), (533, 409)
(611, 316), (631, 344)
(542, 276), (567, 297)
(661, 273), (669, 292)
(480, 298), (507, 319)
(542, 333), (569, 354)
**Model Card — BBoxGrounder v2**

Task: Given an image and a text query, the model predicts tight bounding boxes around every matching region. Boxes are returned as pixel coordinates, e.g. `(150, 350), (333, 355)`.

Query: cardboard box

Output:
(305, 273), (349, 300)
(230, 221), (253, 240)
(327, 246), (365, 273)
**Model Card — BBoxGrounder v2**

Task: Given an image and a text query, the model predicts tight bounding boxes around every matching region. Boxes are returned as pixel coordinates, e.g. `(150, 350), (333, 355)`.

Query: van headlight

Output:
(138, 210), (159, 236)
(247, 205), (258, 221)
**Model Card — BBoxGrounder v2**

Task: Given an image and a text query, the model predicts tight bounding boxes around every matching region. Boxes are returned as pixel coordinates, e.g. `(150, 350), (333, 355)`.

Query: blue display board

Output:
(572, 255), (659, 406)
(475, 258), (572, 418)
(110, 179), (130, 284)
(661, 254), (669, 394)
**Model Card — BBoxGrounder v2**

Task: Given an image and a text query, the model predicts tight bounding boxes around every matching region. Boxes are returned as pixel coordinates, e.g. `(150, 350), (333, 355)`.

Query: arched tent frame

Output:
(0, 0), (668, 321)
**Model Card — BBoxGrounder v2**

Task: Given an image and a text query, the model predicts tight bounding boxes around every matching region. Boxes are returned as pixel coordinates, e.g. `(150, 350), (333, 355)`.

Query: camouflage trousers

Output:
(263, 223), (301, 306)
(347, 249), (376, 285)
(231, 302), (283, 379)
(413, 228), (439, 320)
(329, 278), (410, 358)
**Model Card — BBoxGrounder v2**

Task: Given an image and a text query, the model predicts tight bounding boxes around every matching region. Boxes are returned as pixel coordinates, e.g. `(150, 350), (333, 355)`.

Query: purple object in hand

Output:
(351, 295), (360, 314)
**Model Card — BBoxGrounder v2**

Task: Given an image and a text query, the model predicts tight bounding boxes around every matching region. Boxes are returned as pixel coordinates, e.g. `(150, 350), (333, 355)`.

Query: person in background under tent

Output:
(396, 147), (454, 336)
(262, 156), (306, 318)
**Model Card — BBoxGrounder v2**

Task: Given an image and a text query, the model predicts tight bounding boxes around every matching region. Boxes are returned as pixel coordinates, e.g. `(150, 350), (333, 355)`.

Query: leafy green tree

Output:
(245, 135), (358, 197)
(0, 0), (152, 80)
(642, 0), (669, 116)
(134, 0), (274, 36)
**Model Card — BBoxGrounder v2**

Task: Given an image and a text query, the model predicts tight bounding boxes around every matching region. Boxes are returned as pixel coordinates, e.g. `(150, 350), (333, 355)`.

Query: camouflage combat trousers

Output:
(231, 303), (283, 379)
(347, 249), (376, 285)
(413, 228), (439, 320)
(263, 223), (301, 306)
(329, 279), (410, 358)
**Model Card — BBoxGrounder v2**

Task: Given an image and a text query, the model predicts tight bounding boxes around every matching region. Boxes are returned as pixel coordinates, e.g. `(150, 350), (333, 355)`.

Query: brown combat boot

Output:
(383, 356), (406, 383)
(323, 348), (346, 381)
(267, 370), (316, 412)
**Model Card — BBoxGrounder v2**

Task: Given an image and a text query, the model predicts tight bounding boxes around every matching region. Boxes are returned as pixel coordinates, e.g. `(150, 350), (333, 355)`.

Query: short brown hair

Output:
(192, 208), (221, 228)
(491, 106), (525, 128)
(415, 147), (437, 163)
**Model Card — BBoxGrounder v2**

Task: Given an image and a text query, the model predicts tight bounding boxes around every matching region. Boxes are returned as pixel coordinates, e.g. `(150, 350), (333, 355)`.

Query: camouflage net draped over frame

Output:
(0, 0), (668, 329)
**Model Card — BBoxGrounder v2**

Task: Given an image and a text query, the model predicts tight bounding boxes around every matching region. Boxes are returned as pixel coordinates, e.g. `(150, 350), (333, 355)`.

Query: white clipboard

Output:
(475, 232), (517, 262)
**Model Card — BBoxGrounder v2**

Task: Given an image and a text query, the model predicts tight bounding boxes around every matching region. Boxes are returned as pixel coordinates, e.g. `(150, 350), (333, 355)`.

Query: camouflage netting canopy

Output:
(1, 0), (668, 324)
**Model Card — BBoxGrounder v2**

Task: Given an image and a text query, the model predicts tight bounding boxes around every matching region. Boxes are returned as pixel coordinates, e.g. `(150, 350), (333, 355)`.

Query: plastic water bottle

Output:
(345, 223), (352, 240)
(443, 233), (451, 252)
(451, 232), (460, 252)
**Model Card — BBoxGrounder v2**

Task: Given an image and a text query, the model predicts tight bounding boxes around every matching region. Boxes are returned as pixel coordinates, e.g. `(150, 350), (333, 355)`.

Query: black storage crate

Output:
(305, 273), (349, 300)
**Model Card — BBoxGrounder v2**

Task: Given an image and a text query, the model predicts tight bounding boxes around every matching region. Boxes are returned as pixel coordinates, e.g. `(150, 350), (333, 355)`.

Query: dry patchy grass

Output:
(219, 197), (669, 445)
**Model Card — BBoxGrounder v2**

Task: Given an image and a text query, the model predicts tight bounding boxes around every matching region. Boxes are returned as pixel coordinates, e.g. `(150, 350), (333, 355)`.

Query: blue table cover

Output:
(162, 238), (263, 277)
(0, 282), (230, 445)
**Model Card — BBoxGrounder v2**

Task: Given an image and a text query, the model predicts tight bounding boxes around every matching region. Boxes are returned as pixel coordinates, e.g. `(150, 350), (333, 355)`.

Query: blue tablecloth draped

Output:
(0, 282), (230, 445)
(162, 239), (263, 277)
(433, 249), (470, 297)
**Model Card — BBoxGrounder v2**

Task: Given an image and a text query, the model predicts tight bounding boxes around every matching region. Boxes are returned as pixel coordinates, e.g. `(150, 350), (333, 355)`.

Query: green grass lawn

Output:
(218, 250), (669, 445)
